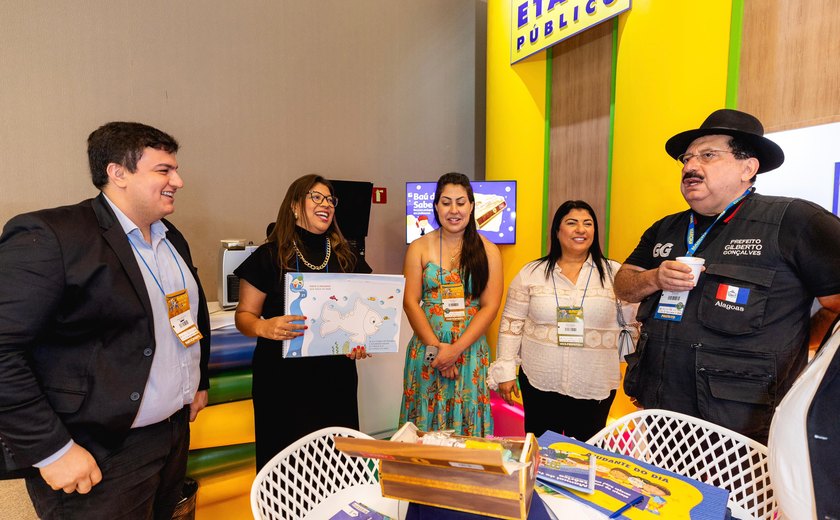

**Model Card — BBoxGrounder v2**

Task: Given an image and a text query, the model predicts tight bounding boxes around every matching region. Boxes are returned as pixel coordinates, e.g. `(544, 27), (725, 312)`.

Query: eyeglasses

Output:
(307, 190), (338, 208)
(677, 149), (745, 165)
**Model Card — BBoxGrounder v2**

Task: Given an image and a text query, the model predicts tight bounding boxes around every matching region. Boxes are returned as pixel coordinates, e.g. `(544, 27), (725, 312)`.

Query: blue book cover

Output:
(536, 431), (729, 519)
(283, 272), (405, 358)
(329, 501), (393, 520)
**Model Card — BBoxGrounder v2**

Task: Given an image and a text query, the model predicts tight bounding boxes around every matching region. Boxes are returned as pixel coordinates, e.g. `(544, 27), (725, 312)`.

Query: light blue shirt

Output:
(106, 197), (202, 427)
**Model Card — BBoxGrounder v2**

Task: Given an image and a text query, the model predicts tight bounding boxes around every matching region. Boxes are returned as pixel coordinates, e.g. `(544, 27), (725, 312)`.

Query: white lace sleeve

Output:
(487, 271), (530, 390)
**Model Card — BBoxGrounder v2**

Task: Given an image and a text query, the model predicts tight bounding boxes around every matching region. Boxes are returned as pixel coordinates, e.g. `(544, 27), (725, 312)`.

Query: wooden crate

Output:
(335, 430), (539, 520)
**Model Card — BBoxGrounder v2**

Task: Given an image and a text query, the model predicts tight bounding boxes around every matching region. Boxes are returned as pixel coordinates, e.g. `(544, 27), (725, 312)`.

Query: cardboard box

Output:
(335, 426), (539, 520)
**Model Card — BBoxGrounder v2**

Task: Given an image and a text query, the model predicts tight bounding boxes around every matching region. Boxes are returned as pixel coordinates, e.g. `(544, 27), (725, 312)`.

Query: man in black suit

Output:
(0, 122), (211, 519)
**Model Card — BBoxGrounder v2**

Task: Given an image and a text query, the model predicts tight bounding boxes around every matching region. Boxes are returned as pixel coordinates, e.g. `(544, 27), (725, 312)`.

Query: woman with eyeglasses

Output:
(399, 172), (504, 437)
(488, 200), (638, 441)
(234, 174), (372, 470)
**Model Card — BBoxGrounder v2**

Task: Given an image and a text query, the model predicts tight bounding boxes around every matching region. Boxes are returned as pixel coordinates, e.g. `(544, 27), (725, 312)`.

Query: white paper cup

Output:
(676, 256), (705, 286)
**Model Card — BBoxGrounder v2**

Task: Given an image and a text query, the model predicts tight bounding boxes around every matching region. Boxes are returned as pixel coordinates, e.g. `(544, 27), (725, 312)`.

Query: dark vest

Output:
(633, 194), (811, 442)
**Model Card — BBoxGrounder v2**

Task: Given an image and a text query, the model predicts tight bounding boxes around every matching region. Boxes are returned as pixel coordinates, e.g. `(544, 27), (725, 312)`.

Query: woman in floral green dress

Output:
(399, 173), (503, 436)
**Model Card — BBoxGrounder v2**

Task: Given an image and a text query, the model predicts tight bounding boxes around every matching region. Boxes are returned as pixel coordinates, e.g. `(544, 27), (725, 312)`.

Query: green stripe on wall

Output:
(726, 0), (745, 108)
(542, 47), (553, 256)
(604, 17), (620, 258)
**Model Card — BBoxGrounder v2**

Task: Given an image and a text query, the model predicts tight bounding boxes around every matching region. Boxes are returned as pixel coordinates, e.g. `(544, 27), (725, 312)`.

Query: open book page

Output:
(283, 272), (405, 358)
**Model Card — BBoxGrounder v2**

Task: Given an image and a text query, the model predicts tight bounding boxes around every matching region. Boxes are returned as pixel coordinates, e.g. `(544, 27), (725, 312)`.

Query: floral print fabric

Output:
(399, 262), (494, 437)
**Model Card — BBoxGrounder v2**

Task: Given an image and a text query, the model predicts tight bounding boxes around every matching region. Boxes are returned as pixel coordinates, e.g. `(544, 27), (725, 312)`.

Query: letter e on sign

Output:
(372, 187), (387, 204)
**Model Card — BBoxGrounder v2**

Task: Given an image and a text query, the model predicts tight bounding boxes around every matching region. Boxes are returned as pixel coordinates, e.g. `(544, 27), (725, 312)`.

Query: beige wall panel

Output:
(740, 0), (840, 131)
(549, 22), (613, 241)
(0, 1), (482, 299)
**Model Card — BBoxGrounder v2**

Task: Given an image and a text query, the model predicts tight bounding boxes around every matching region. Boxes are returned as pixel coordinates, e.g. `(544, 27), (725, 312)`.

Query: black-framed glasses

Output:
(677, 149), (744, 165)
(307, 190), (338, 208)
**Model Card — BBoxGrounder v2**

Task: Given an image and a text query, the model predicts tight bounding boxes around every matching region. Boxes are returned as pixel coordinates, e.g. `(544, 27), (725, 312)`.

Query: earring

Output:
(294, 211), (298, 219)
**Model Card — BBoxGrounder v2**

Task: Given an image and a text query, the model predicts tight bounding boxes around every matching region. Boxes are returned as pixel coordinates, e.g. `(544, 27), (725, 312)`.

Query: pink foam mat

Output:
(490, 390), (525, 437)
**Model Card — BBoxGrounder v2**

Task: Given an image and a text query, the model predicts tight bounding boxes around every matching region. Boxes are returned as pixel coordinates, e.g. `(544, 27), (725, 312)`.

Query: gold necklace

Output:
(293, 238), (331, 270)
(450, 246), (461, 265)
(439, 230), (464, 269)
(442, 242), (461, 264)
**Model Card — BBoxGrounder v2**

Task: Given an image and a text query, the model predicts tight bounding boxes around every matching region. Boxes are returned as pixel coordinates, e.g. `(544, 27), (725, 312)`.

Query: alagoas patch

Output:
(714, 283), (750, 312)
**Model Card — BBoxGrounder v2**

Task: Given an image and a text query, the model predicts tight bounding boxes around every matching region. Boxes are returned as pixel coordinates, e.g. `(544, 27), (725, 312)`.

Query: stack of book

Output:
(536, 431), (729, 519)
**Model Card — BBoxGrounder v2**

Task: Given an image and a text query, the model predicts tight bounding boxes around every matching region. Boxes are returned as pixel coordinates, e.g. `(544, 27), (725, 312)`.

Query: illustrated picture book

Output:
(282, 272), (405, 358)
(537, 443), (596, 494)
(536, 431), (729, 519)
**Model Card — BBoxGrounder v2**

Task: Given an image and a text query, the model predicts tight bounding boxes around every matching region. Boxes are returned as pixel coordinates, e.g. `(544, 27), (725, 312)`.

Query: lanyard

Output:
(129, 236), (186, 296)
(685, 187), (753, 257)
(552, 261), (593, 308)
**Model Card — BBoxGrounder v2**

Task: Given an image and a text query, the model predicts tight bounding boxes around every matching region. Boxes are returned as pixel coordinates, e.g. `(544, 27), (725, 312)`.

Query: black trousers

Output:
(520, 370), (616, 441)
(26, 406), (191, 520)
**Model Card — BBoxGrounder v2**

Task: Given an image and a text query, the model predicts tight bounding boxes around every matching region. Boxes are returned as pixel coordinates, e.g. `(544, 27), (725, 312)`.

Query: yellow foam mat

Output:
(190, 399), (255, 450)
(195, 464), (255, 511)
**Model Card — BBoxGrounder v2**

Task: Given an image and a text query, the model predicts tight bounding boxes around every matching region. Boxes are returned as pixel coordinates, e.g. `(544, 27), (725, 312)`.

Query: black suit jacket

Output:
(0, 193), (210, 475)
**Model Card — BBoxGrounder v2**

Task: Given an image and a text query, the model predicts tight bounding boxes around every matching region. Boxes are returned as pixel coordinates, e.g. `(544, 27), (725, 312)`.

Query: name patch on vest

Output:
(723, 238), (763, 256)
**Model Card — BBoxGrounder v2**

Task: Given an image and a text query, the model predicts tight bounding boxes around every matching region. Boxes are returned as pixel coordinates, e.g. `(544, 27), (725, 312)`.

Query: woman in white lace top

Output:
(488, 200), (638, 440)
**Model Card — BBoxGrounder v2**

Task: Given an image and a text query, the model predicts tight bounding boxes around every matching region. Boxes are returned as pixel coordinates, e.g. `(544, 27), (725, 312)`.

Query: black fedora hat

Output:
(665, 109), (784, 174)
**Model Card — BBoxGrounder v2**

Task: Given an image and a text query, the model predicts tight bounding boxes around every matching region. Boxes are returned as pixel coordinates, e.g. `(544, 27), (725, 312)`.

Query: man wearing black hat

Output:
(613, 108), (840, 443)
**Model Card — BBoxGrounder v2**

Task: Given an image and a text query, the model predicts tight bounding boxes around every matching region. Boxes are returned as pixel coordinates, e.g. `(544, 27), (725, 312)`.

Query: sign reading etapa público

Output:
(510, 0), (631, 64)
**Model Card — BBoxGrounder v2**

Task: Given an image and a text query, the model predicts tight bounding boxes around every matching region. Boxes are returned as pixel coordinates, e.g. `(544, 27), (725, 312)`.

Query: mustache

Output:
(682, 171), (704, 181)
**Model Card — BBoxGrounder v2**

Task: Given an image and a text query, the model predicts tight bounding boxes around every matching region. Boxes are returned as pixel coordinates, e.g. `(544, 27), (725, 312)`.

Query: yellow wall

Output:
(485, 0), (549, 349)
(609, 1), (734, 260)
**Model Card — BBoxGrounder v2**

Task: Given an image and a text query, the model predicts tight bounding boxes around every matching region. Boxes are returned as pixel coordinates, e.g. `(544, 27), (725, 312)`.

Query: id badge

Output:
(556, 306), (584, 347)
(441, 282), (466, 322)
(166, 289), (203, 347)
(653, 290), (689, 322)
